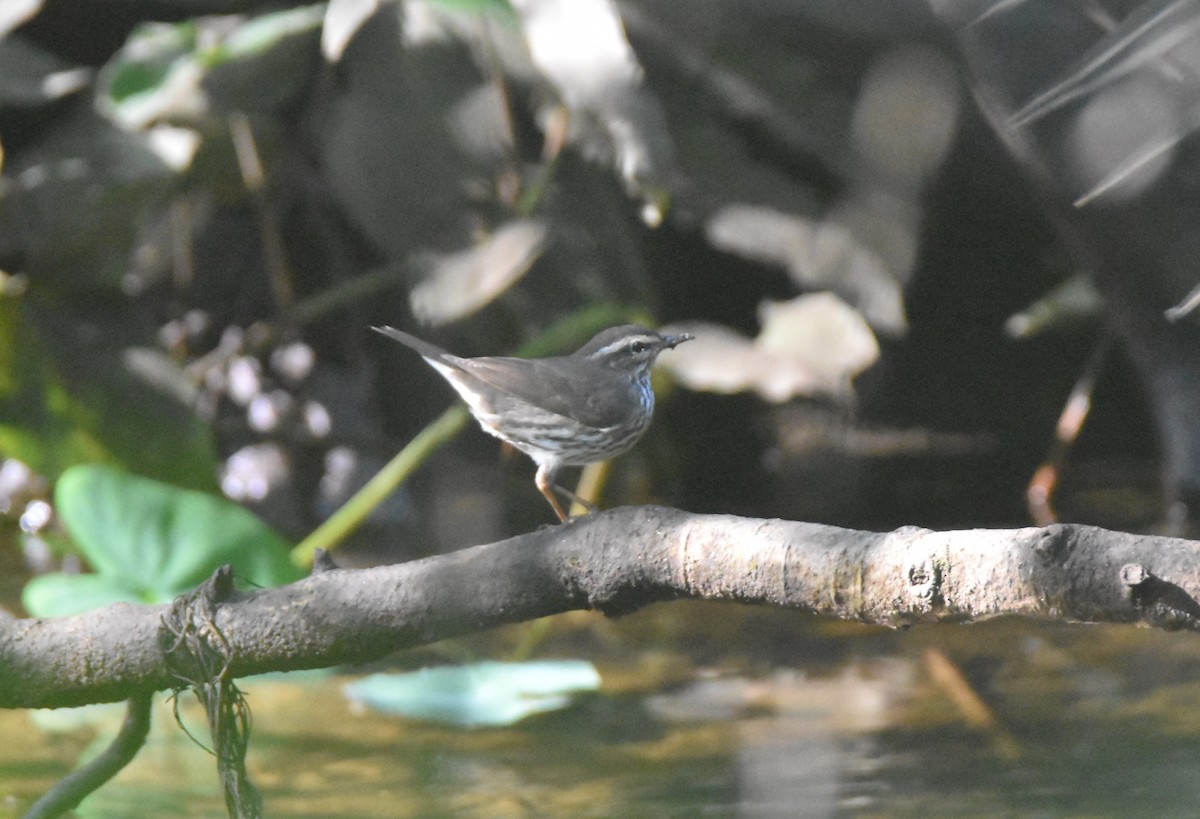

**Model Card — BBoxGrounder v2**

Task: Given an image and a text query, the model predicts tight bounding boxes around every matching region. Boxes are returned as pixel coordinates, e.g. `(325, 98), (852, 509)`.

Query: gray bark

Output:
(3, 506), (1197, 709)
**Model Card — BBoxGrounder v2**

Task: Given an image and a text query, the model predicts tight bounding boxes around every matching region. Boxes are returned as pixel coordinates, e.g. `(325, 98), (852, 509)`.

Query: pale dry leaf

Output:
(511, 0), (675, 204)
(661, 294), (879, 403)
(705, 204), (908, 334)
(756, 293), (880, 400)
(705, 204), (810, 268)
(0, 0), (41, 38)
(410, 219), (547, 325)
(322, 0), (381, 62)
(788, 221), (907, 334)
(656, 322), (763, 396)
(851, 45), (961, 190)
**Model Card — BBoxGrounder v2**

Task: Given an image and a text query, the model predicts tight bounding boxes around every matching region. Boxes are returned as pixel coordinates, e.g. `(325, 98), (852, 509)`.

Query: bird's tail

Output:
(372, 326), (453, 361)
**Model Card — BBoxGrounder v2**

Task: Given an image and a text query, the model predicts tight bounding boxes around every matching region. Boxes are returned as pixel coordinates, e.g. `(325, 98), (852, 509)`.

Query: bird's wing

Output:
(460, 356), (633, 429)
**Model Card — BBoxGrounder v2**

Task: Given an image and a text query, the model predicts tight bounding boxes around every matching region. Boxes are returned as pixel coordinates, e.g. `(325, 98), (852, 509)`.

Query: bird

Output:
(372, 324), (694, 521)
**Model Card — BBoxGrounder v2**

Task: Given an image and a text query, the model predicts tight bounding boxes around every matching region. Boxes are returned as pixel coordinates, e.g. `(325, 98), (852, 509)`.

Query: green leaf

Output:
(22, 573), (145, 617)
(23, 464), (303, 617)
(97, 8), (324, 127)
(102, 21), (198, 105)
(201, 6), (324, 115)
(425, 0), (518, 24)
(204, 4), (326, 65)
(343, 661), (602, 727)
(0, 299), (109, 479)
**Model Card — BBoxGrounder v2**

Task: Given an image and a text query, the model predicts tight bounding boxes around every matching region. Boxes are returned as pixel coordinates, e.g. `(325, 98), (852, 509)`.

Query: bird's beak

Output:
(663, 332), (694, 349)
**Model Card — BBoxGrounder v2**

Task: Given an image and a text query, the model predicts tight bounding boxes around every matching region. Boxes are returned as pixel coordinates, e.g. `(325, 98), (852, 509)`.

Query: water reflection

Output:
(8, 604), (1200, 816)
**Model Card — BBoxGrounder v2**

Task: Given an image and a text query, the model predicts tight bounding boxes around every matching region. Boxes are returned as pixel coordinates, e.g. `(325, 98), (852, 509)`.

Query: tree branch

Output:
(5, 506), (1200, 709)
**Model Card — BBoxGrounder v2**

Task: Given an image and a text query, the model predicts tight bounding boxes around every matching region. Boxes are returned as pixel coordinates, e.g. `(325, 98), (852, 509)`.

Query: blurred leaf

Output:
(319, 2), (468, 259)
(22, 464), (302, 617)
(322, 0), (381, 61)
(513, 0), (676, 210)
(0, 299), (219, 488)
(1005, 274), (1104, 339)
(0, 106), (175, 288)
(428, 0), (517, 18)
(706, 204), (908, 334)
(1006, 0), (1200, 129)
(851, 46), (960, 190)
(98, 7), (323, 129)
(322, 0), (519, 75)
(21, 572), (146, 617)
(343, 661), (601, 727)
(207, 4), (325, 64)
(757, 295), (879, 387)
(660, 294), (879, 403)
(410, 219), (546, 325)
(103, 22), (196, 109)
(0, 0), (41, 38)
(0, 301), (119, 479)
(204, 5), (324, 114)
(0, 36), (90, 106)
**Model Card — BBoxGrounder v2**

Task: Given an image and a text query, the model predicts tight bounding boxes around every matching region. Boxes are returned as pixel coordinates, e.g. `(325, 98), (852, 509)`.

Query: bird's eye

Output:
(630, 340), (648, 354)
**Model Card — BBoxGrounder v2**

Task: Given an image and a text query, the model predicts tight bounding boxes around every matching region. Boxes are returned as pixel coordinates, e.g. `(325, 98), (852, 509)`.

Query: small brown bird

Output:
(373, 324), (693, 520)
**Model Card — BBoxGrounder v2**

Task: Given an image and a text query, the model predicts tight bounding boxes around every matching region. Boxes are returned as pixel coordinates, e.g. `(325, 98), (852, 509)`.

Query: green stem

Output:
(25, 692), (154, 819)
(283, 264), (407, 328)
(290, 406), (468, 567)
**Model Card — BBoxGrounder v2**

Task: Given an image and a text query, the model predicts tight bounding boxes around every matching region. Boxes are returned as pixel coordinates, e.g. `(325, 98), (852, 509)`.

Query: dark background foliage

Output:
(0, 0), (1184, 564)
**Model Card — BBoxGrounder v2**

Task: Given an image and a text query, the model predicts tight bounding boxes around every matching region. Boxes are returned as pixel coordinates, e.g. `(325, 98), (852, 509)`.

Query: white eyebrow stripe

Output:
(594, 336), (657, 357)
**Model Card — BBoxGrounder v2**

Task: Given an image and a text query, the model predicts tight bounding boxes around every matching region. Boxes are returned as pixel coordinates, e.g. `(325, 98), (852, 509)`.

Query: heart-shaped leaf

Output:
(22, 464), (303, 617)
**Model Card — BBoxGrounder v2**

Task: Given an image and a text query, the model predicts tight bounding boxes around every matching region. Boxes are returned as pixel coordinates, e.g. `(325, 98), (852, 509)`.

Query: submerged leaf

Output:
(344, 661), (602, 727)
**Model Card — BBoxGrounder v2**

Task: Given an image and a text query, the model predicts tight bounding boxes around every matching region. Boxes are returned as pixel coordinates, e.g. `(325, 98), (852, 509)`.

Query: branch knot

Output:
(907, 559), (943, 606)
(1121, 563), (1200, 630)
(1032, 523), (1074, 564)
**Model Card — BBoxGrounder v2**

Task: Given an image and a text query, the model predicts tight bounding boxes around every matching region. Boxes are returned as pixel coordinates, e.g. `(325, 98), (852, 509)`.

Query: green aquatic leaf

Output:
(21, 572), (146, 616)
(22, 465), (303, 617)
(343, 661), (602, 727)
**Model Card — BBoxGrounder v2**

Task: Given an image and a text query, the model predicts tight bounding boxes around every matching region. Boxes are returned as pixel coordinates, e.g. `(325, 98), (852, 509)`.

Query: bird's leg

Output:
(535, 463), (569, 522)
(542, 465), (598, 516)
(552, 483), (598, 514)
